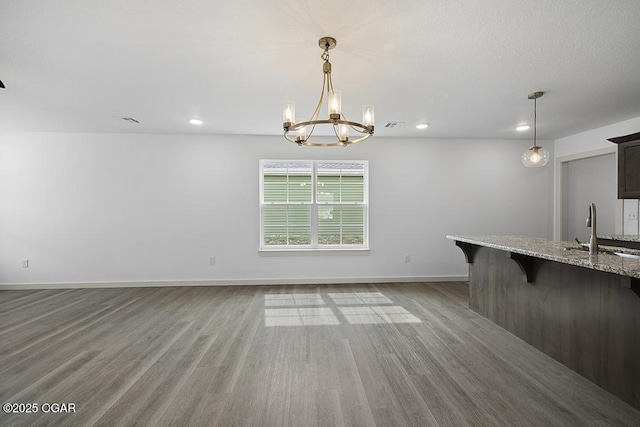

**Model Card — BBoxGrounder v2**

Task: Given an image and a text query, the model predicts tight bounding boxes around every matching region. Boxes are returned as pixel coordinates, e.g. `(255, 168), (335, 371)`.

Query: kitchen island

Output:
(447, 235), (640, 410)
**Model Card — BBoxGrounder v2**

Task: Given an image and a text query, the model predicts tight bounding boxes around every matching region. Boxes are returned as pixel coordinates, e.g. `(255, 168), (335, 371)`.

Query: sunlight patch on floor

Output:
(264, 293), (325, 307)
(264, 292), (421, 327)
(264, 307), (340, 326)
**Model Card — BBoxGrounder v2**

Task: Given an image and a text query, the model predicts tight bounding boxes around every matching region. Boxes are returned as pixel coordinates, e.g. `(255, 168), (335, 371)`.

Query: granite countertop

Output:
(446, 235), (640, 279)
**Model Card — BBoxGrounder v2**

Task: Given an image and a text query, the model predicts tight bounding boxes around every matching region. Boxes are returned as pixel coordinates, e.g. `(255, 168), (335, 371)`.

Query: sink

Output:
(564, 245), (640, 259)
(614, 252), (640, 260)
(564, 244), (614, 255)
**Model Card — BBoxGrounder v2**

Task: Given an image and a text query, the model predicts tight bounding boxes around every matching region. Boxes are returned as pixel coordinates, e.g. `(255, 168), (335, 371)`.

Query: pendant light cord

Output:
(533, 96), (538, 149)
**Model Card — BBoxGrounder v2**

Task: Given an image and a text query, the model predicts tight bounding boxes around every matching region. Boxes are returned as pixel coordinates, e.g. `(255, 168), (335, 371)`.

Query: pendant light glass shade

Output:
(522, 145), (549, 167)
(522, 91), (548, 167)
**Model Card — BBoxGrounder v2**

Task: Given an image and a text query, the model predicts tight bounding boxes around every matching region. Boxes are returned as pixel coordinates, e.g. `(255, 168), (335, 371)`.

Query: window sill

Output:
(259, 247), (370, 256)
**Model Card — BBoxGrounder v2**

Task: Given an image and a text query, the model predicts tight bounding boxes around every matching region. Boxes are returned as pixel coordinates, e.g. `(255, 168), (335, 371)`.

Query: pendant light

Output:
(522, 91), (549, 167)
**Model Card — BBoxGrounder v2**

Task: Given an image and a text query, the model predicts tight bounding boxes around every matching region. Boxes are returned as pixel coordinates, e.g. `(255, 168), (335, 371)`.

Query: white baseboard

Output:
(0, 275), (469, 290)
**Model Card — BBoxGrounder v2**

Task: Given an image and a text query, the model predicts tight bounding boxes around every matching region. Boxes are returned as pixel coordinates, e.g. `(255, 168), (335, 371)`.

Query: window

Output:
(260, 160), (368, 250)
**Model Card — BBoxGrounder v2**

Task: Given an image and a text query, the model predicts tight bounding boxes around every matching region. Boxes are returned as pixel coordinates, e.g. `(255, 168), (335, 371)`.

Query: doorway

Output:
(555, 147), (622, 241)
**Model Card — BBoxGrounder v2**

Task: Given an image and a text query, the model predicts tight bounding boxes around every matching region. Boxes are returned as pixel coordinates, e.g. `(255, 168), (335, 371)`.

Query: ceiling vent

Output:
(384, 121), (404, 128)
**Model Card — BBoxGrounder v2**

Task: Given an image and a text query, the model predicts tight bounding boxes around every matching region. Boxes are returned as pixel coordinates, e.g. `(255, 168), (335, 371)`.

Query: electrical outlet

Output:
(22, 259), (29, 268)
(625, 211), (638, 220)
(404, 254), (411, 263)
(209, 256), (216, 265)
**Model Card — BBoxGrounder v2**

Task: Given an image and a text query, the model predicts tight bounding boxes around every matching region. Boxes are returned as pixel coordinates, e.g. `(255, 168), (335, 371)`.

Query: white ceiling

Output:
(1, 0), (639, 140)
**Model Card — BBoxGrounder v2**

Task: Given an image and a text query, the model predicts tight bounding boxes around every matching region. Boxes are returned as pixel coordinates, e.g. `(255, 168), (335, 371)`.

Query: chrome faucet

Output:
(586, 202), (598, 255)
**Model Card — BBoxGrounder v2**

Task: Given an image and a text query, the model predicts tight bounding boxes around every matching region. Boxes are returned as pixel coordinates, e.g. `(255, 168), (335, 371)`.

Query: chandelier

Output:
(521, 91), (549, 167)
(283, 37), (374, 147)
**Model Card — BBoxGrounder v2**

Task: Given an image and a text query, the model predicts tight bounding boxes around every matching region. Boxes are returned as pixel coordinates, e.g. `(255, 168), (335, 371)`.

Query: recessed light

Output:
(516, 125), (530, 131)
(416, 123), (429, 129)
(189, 119), (203, 125)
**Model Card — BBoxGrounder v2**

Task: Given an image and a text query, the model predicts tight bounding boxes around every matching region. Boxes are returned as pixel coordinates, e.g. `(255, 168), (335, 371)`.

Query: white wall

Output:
(555, 116), (640, 158)
(0, 132), (553, 286)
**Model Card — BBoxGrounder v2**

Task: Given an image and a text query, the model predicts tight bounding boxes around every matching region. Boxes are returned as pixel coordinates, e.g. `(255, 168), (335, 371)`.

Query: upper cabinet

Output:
(609, 132), (640, 199)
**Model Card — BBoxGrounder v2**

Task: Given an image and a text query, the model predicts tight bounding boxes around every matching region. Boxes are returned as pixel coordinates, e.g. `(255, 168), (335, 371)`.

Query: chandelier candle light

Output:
(521, 91), (549, 167)
(283, 37), (374, 147)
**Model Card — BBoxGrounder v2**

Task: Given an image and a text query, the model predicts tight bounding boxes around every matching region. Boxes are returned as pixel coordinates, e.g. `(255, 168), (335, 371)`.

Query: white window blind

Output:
(260, 160), (369, 250)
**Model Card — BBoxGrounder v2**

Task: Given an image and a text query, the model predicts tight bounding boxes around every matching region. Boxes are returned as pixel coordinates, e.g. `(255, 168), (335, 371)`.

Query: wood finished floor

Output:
(1, 282), (640, 427)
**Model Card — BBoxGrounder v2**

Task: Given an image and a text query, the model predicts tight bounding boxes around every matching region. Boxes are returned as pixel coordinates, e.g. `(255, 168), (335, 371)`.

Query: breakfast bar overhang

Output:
(448, 235), (640, 411)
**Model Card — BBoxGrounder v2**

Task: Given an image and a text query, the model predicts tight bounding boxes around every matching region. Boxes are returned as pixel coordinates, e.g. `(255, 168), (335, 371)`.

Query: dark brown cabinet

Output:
(608, 132), (640, 199)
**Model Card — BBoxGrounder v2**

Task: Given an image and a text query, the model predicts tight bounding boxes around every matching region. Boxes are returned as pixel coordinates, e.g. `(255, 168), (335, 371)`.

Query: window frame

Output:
(259, 159), (369, 252)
